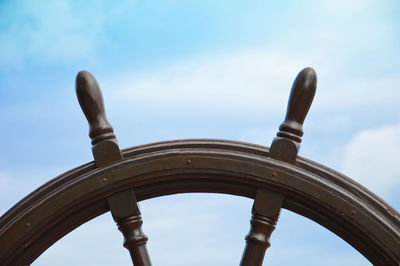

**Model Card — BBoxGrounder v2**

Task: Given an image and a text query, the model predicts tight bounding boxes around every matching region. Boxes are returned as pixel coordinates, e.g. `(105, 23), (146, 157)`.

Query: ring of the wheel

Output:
(0, 139), (399, 265)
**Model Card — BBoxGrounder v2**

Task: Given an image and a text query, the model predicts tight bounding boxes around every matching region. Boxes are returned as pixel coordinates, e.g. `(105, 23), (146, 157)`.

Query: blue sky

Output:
(1, 0), (400, 265)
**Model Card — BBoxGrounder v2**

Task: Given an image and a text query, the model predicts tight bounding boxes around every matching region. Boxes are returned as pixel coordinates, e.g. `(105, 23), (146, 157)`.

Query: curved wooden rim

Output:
(0, 139), (399, 265)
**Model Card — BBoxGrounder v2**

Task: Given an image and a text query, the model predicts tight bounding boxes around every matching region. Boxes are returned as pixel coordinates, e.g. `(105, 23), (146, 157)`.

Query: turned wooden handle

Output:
(269, 68), (317, 163)
(278, 67), (317, 142)
(75, 70), (115, 145)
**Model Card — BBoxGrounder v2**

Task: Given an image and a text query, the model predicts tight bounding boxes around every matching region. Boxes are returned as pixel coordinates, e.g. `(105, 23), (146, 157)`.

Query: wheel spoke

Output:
(108, 189), (152, 266)
(240, 188), (284, 266)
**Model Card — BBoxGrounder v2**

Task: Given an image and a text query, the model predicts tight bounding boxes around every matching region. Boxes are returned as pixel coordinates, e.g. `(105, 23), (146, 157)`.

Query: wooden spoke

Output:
(241, 68), (315, 265)
(108, 190), (152, 266)
(2, 68), (400, 266)
(240, 189), (284, 266)
(76, 70), (151, 265)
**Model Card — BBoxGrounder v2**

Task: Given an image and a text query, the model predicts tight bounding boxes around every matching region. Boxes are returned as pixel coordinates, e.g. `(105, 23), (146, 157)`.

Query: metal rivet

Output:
(351, 210), (357, 215)
(102, 177), (108, 183)
(186, 159), (192, 165)
(271, 172), (278, 178)
(25, 222), (31, 228)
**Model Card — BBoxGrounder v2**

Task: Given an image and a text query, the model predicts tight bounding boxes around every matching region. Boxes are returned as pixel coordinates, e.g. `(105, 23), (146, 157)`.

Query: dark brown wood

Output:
(76, 70), (151, 265)
(1, 69), (399, 266)
(0, 140), (398, 265)
(75, 70), (122, 167)
(107, 190), (151, 266)
(270, 67), (317, 163)
(240, 189), (284, 266)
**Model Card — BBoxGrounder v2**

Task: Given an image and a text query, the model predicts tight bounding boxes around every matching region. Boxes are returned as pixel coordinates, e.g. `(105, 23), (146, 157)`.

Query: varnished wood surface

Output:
(75, 70), (123, 167)
(108, 190), (152, 266)
(240, 189), (284, 266)
(1, 68), (399, 266)
(0, 139), (398, 265)
(75, 70), (115, 145)
(76, 71), (151, 265)
(270, 67), (317, 163)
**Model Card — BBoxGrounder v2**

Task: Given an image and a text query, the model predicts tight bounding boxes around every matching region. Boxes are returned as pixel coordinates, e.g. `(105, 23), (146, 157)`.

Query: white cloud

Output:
(0, 167), (73, 215)
(267, 243), (370, 266)
(105, 48), (400, 118)
(97, 0), (400, 117)
(2, 2), (399, 265)
(33, 194), (370, 266)
(107, 50), (303, 114)
(0, 0), (106, 67)
(342, 124), (400, 197)
(34, 194), (251, 266)
(239, 127), (277, 146)
(33, 214), (131, 266)
(0, 171), (42, 214)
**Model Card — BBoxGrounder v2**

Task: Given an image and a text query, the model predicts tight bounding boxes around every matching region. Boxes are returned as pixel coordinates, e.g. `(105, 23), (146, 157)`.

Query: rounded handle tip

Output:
(75, 70), (97, 93)
(285, 67), (317, 124)
(276, 67), (317, 141)
(296, 67), (317, 95)
(75, 70), (114, 143)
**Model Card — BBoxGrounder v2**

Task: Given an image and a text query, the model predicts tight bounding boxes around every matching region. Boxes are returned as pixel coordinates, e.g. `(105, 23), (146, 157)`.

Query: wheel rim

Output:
(1, 139), (399, 265)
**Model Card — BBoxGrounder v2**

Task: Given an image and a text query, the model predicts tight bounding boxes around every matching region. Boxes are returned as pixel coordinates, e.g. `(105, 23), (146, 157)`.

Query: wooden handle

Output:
(278, 67), (317, 142)
(75, 70), (115, 145)
(269, 68), (317, 163)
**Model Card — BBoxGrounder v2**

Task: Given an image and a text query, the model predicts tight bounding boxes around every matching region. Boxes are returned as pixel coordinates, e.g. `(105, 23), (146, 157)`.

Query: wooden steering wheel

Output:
(0, 68), (399, 265)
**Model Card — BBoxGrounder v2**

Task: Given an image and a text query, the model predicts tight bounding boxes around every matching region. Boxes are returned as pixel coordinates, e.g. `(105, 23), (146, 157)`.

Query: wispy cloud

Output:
(33, 195), (370, 266)
(107, 50), (303, 114)
(342, 124), (400, 199)
(0, 168), (66, 214)
(2, 1), (399, 265)
(106, 48), (400, 116)
(0, 0), (107, 67)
